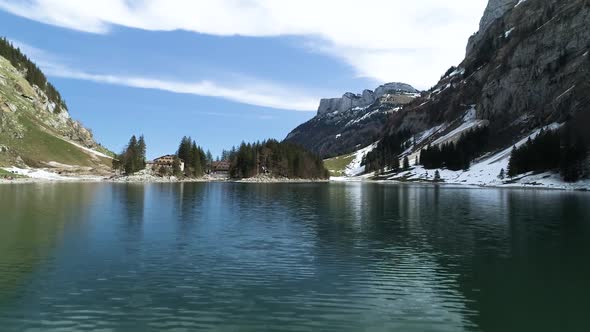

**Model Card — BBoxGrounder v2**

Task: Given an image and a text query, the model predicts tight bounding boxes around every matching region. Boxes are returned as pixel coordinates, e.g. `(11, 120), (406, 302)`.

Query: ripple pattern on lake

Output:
(0, 182), (589, 331)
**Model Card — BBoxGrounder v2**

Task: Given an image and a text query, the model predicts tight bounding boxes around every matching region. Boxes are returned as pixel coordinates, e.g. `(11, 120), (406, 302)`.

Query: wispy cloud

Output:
(0, 0), (488, 89)
(11, 40), (320, 112)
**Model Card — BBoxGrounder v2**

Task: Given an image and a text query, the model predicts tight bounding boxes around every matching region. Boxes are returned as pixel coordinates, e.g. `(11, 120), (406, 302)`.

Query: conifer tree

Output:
(124, 135), (138, 175)
(191, 141), (203, 177)
(172, 156), (182, 177)
(137, 135), (147, 170)
(434, 170), (441, 182)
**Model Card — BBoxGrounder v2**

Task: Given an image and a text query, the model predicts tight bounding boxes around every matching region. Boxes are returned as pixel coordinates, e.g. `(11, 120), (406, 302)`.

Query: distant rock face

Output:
(467, 0), (519, 54)
(317, 83), (418, 116)
(285, 83), (419, 158)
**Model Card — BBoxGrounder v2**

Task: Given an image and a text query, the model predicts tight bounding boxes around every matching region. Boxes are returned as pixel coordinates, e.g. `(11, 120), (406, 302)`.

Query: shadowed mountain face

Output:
(284, 83), (419, 158)
(287, 0), (589, 166)
(385, 0), (590, 148)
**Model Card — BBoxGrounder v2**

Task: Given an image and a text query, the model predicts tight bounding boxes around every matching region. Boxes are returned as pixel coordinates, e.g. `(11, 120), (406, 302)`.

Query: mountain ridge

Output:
(284, 82), (419, 158)
(301, 0), (590, 188)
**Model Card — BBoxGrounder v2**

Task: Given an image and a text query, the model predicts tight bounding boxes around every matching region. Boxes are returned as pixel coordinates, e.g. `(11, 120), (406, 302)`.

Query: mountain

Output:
(284, 82), (419, 158)
(384, 0), (589, 143)
(322, 0), (590, 188)
(0, 38), (113, 174)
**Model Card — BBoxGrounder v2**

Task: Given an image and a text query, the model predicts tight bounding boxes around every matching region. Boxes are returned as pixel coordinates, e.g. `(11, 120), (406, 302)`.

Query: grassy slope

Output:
(0, 112), (112, 168)
(1, 114), (111, 167)
(0, 56), (112, 168)
(324, 153), (355, 177)
(0, 168), (25, 177)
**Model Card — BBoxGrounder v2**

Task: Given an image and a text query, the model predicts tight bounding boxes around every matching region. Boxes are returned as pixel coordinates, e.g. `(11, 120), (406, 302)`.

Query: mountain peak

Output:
(317, 82), (418, 116)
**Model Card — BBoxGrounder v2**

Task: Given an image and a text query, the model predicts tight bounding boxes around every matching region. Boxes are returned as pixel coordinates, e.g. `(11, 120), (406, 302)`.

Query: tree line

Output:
(363, 130), (412, 173)
(0, 37), (66, 113)
(507, 127), (588, 182)
(227, 139), (329, 179)
(419, 126), (489, 171)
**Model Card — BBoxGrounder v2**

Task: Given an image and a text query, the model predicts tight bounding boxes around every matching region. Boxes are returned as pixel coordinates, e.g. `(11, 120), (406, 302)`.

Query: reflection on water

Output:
(0, 183), (589, 331)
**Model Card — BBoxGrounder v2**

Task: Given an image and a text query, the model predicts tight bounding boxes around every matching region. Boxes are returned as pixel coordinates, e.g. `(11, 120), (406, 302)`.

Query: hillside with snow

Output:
(318, 0), (590, 190)
(285, 83), (419, 158)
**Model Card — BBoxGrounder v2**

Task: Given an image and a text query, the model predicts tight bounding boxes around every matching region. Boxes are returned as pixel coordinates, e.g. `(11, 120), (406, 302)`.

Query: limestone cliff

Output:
(285, 83), (419, 158)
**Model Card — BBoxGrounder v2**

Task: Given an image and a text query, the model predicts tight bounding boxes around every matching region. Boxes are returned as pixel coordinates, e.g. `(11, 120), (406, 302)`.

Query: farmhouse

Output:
(147, 155), (184, 172)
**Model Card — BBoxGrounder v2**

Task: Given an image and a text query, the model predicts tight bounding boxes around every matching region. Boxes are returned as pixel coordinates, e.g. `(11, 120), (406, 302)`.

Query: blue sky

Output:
(0, 0), (486, 158)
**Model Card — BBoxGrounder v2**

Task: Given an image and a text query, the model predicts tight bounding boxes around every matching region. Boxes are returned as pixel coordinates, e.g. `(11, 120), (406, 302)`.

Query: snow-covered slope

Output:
(329, 122), (589, 190)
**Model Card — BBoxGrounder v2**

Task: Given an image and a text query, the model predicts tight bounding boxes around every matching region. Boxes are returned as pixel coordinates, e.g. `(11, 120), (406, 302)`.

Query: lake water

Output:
(0, 182), (589, 331)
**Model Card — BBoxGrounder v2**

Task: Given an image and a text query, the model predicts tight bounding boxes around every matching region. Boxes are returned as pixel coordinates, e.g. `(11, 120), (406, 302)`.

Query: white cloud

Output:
(11, 39), (321, 111)
(0, 0), (488, 89)
(50, 67), (320, 111)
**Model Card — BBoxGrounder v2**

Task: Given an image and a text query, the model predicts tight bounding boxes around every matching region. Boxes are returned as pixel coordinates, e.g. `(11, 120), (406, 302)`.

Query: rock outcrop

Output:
(317, 83), (418, 115)
(285, 83), (419, 158)
(467, 0), (520, 54)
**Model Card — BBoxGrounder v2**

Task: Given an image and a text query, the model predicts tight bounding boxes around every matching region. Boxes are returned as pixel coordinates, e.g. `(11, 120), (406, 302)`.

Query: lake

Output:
(0, 182), (589, 331)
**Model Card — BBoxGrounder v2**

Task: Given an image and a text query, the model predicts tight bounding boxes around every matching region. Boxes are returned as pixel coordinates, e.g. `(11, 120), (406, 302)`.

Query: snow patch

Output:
(59, 138), (113, 159)
(431, 107), (486, 146)
(515, 0), (528, 8)
(386, 123), (585, 190)
(555, 85), (576, 101)
(449, 68), (465, 77)
(3, 167), (78, 180)
(345, 109), (381, 127)
(504, 28), (515, 38)
(344, 142), (379, 176)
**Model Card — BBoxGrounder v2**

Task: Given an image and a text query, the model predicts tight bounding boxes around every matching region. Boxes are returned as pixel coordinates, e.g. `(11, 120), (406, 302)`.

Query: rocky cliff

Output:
(384, 0), (590, 150)
(285, 83), (419, 158)
(466, 0), (520, 54)
(0, 54), (113, 171)
(317, 83), (418, 115)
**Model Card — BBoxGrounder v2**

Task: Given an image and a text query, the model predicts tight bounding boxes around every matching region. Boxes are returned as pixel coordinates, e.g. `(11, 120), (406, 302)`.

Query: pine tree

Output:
(507, 146), (518, 177)
(177, 137), (193, 176)
(124, 135), (138, 175)
(403, 156), (410, 170)
(206, 150), (213, 173)
(172, 156), (182, 177)
(137, 135), (146, 170)
(434, 170), (441, 182)
(191, 141), (203, 177)
(498, 168), (505, 180)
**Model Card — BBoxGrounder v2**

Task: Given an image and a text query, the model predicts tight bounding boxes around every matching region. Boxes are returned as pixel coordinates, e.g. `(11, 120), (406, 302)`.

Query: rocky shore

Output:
(0, 168), (328, 184)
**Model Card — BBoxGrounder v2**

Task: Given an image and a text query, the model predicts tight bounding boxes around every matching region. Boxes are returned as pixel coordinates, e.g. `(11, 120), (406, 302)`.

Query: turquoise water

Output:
(0, 183), (589, 331)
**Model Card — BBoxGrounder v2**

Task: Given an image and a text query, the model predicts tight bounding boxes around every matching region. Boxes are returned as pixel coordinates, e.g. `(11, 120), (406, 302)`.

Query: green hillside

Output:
(0, 42), (112, 171)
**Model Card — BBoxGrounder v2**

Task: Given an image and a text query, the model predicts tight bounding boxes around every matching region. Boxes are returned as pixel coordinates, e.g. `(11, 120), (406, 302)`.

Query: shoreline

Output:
(1, 175), (587, 191)
(331, 176), (590, 192)
(1, 169), (587, 190)
(0, 174), (329, 185)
